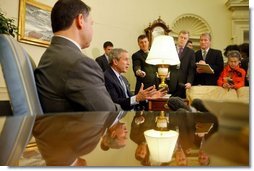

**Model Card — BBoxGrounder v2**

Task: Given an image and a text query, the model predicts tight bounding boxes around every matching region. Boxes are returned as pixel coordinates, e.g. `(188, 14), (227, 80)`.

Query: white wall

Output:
(0, 0), (236, 90)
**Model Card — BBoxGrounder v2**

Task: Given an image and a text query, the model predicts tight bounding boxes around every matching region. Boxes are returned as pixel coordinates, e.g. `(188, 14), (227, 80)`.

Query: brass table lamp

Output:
(146, 35), (180, 89)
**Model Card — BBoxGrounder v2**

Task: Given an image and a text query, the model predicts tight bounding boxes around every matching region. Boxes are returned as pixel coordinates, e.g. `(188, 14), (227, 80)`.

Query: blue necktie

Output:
(119, 76), (129, 98)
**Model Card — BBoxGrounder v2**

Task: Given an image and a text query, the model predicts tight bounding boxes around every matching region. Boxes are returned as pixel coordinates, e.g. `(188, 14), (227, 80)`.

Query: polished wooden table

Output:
(148, 97), (189, 111)
(18, 111), (240, 166)
(16, 108), (249, 166)
(148, 98), (169, 111)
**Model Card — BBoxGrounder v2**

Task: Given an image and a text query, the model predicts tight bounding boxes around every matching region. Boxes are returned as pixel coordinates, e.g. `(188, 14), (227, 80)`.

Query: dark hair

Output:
(51, 0), (91, 33)
(187, 40), (192, 44)
(239, 43), (249, 58)
(167, 97), (191, 112)
(137, 34), (148, 42)
(223, 44), (240, 57)
(191, 99), (208, 112)
(103, 41), (113, 48)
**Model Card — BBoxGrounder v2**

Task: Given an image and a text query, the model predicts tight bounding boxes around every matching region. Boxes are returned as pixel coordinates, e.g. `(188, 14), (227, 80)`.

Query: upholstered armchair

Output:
(0, 34), (43, 116)
(0, 34), (42, 165)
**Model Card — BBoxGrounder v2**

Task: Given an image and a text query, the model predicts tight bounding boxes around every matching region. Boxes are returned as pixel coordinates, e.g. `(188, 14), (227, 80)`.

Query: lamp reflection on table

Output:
(144, 111), (178, 165)
(18, 111), (220, 166)
(146, 35), (180, 89)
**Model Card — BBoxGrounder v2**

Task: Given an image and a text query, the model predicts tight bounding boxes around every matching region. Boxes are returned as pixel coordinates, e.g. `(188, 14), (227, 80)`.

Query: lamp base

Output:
(157, 64), (169, 90)
(158, 78), (168, 90)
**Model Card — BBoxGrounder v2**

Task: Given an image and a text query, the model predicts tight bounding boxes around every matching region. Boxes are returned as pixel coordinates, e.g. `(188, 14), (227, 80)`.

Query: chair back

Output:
(0, 34), (43, 116)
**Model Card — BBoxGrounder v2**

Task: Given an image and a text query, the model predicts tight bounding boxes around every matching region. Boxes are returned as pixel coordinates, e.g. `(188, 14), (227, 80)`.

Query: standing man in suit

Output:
(168, 30), (196, 98)
(95, 41), (113, 72)
(194, 33), (224, 85)
(104, 48), (166, 110)
(132, 35), (159, 95)
(34, 0), (121, 112)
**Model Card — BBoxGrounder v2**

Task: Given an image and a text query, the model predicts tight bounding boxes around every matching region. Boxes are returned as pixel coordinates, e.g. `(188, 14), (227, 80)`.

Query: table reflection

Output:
(28, 110), (248, 166)
(32, 111), (127, 166)
(130, 110), (217, 166)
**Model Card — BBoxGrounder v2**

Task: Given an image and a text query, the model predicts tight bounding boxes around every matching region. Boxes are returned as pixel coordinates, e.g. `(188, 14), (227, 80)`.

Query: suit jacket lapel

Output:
(205, 49), (210, 62)
(102, 55), (108, 64)
(109, 68), (126, 94)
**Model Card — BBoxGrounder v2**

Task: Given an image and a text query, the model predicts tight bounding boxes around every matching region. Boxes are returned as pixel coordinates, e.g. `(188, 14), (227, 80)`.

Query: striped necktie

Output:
(119, 76), (129, 98)
(178, 47), (183, 57)
(202, 50), (207, 60)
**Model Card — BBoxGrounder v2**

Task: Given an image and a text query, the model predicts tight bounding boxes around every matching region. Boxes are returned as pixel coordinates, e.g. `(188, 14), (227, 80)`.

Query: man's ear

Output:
(110, 130), (117, 138)
(75, 13), (84, 29)
(113, 59), (118, 66)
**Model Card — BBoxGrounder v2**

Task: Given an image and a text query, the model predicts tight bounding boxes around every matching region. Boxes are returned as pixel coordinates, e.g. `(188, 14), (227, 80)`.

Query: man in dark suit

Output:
(168, 30), (196, 98)
(104, 48), (166, 110)
(194, 33), (224, 85)
(132, 35), (159, 95)
(34, 0), (121, 112)
(95, 41), (113, 72)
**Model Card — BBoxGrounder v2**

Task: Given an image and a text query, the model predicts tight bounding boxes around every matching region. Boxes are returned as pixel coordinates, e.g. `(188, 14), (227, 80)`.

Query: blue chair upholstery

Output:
(0, 34), (43, 116)
(0, 34), (42, 165)
(0, 115), (35, 165)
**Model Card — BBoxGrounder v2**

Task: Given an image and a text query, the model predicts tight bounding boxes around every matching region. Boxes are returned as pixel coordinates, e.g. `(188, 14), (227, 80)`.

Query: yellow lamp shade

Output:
(146, 35), (180, 65)
(144, 129), (179, 163)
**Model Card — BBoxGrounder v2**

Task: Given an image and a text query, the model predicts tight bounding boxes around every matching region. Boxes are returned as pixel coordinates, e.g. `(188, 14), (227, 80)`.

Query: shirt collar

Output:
(111, 67), (121, 78)
(202, 48), (210, 53)
(54, 35), (82, 51)
(105, 54), (109, 61)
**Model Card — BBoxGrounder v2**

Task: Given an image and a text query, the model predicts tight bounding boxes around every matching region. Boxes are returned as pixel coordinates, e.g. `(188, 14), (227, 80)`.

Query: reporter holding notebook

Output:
(194, 33), (224, 85)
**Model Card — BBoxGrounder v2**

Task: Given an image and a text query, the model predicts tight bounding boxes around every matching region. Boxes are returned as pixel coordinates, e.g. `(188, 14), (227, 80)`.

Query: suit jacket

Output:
(34, 36), (121, 113)
(32, 111), (119, 166)
(104, 68), (134, 110)
(95, 54), (109, 72)
(168, 46), (196, 98)
(194, 48), (224, 85)
(132, 50), (159, 94)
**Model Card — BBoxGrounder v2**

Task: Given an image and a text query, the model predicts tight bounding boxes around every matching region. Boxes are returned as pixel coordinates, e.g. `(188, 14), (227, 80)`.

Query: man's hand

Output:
(136, 69), (146, 78)
(196, 60), (206, 73)
(185, 83), (192, 89)
(148, 87), (168, 99)
(136, 83), (157, 102)
(198, 60), (206, 64)
(136, 84), (168, 101)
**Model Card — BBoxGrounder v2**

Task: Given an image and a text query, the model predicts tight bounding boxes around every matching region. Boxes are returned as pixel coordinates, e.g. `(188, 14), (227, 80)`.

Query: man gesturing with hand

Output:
(104, 48), (167, 111)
